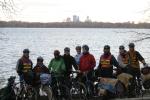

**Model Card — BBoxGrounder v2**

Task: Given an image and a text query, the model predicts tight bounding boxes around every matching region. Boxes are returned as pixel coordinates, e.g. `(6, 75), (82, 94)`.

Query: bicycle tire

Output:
(52, 84), (72, 100)
(18, 86), (36, 100)
(70, 81), (87, 100)
(85, 80), (94, 98)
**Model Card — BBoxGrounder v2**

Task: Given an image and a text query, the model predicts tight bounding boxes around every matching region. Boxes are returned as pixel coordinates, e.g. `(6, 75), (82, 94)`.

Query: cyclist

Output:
(48, 50), (66, 85)
(79, 45), (96, 79)
(127, 43), (148, 93)
(63, 47), (78, 77)
(74, 46), (82, 65)
(32, 56), (52, 100)
(97, 45), (120, 78)
(16, 49), (33, 85)
(117, 45), (129, 73)
(79, 45), (96, 96)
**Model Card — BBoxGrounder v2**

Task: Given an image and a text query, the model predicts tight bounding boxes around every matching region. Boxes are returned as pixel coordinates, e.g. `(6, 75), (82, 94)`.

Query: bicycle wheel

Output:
(18, 86), (36, 100)
(52, 84), (72, 100)
(115, 81), (126, 98)
(135, 80), (143, 97)
(41, 85), (53, 100)
(86, 80), (94, 98)
(27, 87), (36, 100)
(70, 82), (87, 100)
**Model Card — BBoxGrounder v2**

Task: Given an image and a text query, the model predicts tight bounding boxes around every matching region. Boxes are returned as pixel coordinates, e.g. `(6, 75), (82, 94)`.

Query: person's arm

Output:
(112, 55), (120, 68)
(16, 59), (23, 75)
(43, 65), (50, 74)
(90, 54), (96, 69)
(48, 59), (53, 71)
(117, 55), (126, 68)
(30, 60), (33, 70)
(72, 57), (78, 70)
(136, 51), (146, 64)
(136, 51), (148, 67)
(61, 59), (66, 72)
(97, 57), (101, 70)
(95, 58), (101, 77)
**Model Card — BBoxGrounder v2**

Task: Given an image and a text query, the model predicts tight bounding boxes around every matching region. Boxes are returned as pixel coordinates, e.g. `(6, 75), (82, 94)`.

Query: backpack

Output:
(40, 73), (51, 85)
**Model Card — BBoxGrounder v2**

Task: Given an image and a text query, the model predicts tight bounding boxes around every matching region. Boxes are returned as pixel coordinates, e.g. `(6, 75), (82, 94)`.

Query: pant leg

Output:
(135, 69), (142, 88)
(33, 85), (40, 100)
(42, 85), (52, 100)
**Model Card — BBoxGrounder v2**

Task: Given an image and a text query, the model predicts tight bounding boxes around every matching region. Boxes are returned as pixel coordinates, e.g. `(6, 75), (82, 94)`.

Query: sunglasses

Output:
(37, 60), (43, 62)
(65, 50), (70, 52)
(129, 46), (134, 48)
(119, 48), (124, 50)
(23, 52), (29, 53)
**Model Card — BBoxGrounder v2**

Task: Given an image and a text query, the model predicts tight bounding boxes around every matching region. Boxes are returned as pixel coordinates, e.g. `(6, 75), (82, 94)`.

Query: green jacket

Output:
(48, 57), (66, 74)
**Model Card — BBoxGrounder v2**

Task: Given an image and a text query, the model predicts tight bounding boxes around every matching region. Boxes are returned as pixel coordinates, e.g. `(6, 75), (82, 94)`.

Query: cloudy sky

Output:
(1, 0), (150, 23)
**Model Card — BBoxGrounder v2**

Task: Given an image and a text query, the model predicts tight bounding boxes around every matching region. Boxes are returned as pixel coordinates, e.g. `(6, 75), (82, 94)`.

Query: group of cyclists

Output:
(15, 42), (149, 100)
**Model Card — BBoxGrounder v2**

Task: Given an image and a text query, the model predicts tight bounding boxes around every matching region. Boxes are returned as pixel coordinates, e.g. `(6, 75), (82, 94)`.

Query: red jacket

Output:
(79, 53), (96, 72)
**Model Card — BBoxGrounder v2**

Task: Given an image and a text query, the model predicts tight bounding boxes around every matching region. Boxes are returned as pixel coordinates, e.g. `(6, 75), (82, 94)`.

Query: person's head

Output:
(23, 49), (30, 58)
(37, 56), (44, 65)
(54, 50), (60, 58)
(103, 45), (110, 55)
(119, 45), (125, 54)
(64, 47), (70, 55)
(75, 46), (81, 54)
(82, 45), (89, 54)
(128, 43), (135, 52)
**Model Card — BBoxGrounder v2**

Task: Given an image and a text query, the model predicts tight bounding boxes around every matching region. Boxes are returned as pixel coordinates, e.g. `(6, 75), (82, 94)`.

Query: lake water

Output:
(0, 28), (150, 88)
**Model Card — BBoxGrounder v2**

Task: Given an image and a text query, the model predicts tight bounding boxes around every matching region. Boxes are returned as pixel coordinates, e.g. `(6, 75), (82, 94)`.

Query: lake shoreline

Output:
(1, 21), (150, 29)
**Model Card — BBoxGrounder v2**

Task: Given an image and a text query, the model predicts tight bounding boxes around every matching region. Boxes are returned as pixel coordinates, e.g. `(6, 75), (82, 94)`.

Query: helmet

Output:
(141, 67), (150, 75)
(76, 46), (81, 50)
(64, 47), (70, 52)
(8, 76), (16, 84)
(23, 49), (30, 53)
(129, 43), (135, 48)
(37, 56), (43, 62)
(104, 45), (110, 49)
(82, 45), (89, 51)
(54, 50), (60, 56)
(119, 45), (125, 49)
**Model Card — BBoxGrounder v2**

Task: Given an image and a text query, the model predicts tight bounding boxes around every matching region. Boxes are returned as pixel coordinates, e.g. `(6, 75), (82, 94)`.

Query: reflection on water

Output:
(0, 28), (150, 88)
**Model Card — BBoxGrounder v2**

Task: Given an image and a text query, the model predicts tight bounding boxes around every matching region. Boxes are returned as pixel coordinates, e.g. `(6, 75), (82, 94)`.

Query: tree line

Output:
(0, 21), (150, 28)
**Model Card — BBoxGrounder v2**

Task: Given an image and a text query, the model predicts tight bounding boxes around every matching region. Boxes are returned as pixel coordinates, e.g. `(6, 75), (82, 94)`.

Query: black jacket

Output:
(63, 54), (78, 74)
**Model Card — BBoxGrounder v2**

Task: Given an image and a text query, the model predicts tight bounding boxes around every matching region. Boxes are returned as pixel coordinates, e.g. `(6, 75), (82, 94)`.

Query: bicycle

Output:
(78, 71), (95, 99)
(16, 80), (36, 100)
(0, 76), (18, 100)
(128, 75), (143, 98)
(69, 71), (87, 100)
(125, 67), (144, 98)
(51, 73), (72, 100)
(0, 76), (36, 100)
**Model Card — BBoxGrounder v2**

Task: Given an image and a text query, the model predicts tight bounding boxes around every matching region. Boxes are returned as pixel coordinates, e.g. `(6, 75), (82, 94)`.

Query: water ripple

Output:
(0, 28), (150, 88)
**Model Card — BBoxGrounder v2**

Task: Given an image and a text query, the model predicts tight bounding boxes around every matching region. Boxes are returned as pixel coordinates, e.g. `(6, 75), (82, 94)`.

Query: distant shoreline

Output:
(1, 21), (150, 29)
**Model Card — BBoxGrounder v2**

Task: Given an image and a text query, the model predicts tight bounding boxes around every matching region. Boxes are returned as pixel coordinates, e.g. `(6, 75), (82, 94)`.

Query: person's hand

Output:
(143, 63), (148, 67)
(76, 70), (81, 73)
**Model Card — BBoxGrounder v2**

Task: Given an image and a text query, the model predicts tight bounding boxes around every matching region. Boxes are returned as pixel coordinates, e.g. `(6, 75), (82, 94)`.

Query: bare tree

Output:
(0, 0), (17, 19)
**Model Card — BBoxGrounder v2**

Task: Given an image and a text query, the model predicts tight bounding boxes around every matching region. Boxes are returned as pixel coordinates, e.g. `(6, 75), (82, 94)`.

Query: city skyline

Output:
(0, 0), (150, 23)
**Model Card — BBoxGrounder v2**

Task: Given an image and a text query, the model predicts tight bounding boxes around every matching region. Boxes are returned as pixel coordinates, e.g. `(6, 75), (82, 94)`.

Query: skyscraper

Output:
(73, 15), (80, 22)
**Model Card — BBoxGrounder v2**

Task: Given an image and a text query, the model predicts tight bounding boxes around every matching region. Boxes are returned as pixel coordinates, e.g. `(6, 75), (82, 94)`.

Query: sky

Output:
(1, 0), (150, 23)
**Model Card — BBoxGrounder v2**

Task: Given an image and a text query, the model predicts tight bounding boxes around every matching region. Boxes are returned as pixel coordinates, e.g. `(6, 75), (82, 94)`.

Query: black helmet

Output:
(129, 43), (135, 48)
(119, 45), (125, 49)
(104, 45), (110, 49)
(54, 50), (60, 56)
(23, 49), (30, 53)
(82, 45), (89, 51)
(64, 47), (70, 52)
(37, 56), (43, 62)
(76, 46), (81, 50)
